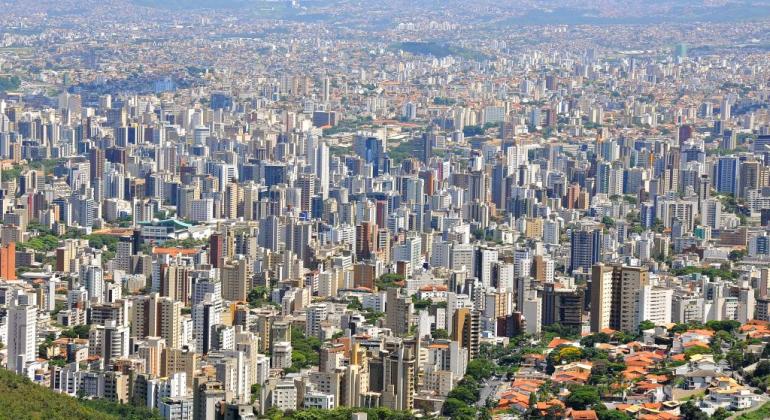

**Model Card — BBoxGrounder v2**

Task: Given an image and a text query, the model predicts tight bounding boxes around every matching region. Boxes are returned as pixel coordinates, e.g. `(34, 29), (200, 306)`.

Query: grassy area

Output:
(736, 401), (770, 420)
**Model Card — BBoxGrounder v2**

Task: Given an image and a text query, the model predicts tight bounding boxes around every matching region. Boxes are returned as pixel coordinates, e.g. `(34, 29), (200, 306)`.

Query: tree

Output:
(726, 348), (745, 370)
(754, 360), (770, 378)
(432, 329), (449, 339)
(705, 320), (741, 333)
(565, 386), (600, 410)
(346, 297), (363, 311)
(442, 398), (466, 416)
(597, 410), (632, 420)
(557, 346), (583, 363)
(680, 401), (709, 420)
(638, 320), (656, 332)
(466, 359), (495, 381)
(684, 345), (711, 360)
(711, 407), (730, 420)
(61, 324), (91, 339)
(580, 332), (610, 348)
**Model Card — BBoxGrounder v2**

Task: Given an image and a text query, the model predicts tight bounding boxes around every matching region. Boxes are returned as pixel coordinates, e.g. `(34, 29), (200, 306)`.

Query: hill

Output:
(0, 368), (160, 420)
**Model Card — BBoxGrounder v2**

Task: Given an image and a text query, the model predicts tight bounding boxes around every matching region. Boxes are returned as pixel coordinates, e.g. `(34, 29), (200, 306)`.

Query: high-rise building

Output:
(220, 258), (249, 302)
(590, 264), (652, 332)
(8, 294), (36, 373)
(569, 227), (601, 273)
(451, 307), (479, 362)
(590, 263), (614, 333)
(0, 241), (15, 280)
(209, 233), (223, 268)
(716, 156), (739, 195)
(385, 288), (412, 336)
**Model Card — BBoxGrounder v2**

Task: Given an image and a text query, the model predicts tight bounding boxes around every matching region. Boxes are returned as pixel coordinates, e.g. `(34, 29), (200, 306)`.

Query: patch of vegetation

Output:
(0, 368), (161, 419)
(284, 326), (322, 373)
(262, 406), (415, 420)
(671, 266), (738, 280)
(322, 116), (374, 136)
(0, 75), (21, 92)
(736, 401), (770, 420)
(393, 42), (489, 61)
(375, 273), (404, 290)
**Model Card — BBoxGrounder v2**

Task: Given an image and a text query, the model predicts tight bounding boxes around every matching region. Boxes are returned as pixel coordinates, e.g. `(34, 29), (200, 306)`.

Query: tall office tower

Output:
(533, 255), (555, 283)
(695, 174), (711, 212)
(739, 159), (760, 199)
(223, 182), (240, 220)
(637, 285), (673, 326)
(136, 337), (166, 378)
(614, 265), (651, 332)
(89, 319), (130, 367)
(160, 264), (191, 306)
(315, 142), (329, 199)
(89, 147), (105, 181)
(353, 134), (386, 176)
(451, 307), (480, 362)
(209, 233), (223, 268)
(296, 174), (316, 212)
(322, 77), (331, 103)
(721, 98), (731, 121)
(158, 297), (183, 349)
(0, 241), (15, 280)
(394, 235), (422, 273)
(163, 347), (199, 387)
(305, 303), (328, 339)
(422, 131), (433, 162)
(7, 294), (36, 373)
(193, 376), (226, 420)
(385, 288), (412, 336)
(590, 263), (614, 333)
(476, 248), (498, 287)
(590, 264), (652, 332)
(132, 294), (182, 349)
(468, 170), (487, 203)
(288, 220), (313, 266)
(702, 198), (722, 229)
(381, 340), (417, 411)
(193, 293), (221, 355)
(355, 221), (377, 259)
(115, 236), (134, 273)
(259, 215), (281, 252)
(221, 258), (249, 302)
(241, 183), (259, 221)
(716, 156), (739, 195)
(80, 264), (105, 304)
(721, 129), (736, 151)
(569, 227), (601, 273)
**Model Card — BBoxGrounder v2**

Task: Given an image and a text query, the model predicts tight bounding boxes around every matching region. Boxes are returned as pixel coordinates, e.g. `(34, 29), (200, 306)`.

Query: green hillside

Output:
(0, 368), (160, 420)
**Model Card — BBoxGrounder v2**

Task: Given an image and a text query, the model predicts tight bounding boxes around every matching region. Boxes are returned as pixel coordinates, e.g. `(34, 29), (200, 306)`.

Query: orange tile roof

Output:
(686, 329), (715, 337)
(552, 370), (590, 384)
(639, 413), (679, 420)
(152, 247), (198, 256)
(547, 337), (575, 348)
(419, 284), (448, 291)
(568, 409), (599, 420)
(683, 340), (710, 349)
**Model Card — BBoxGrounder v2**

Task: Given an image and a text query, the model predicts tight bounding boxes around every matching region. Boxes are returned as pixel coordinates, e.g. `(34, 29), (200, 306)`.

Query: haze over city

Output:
(1, 1), (770, 420)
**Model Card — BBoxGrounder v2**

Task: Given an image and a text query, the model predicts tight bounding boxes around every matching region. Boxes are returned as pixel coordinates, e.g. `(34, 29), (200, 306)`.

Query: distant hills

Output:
(125, 0), (770, 25)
